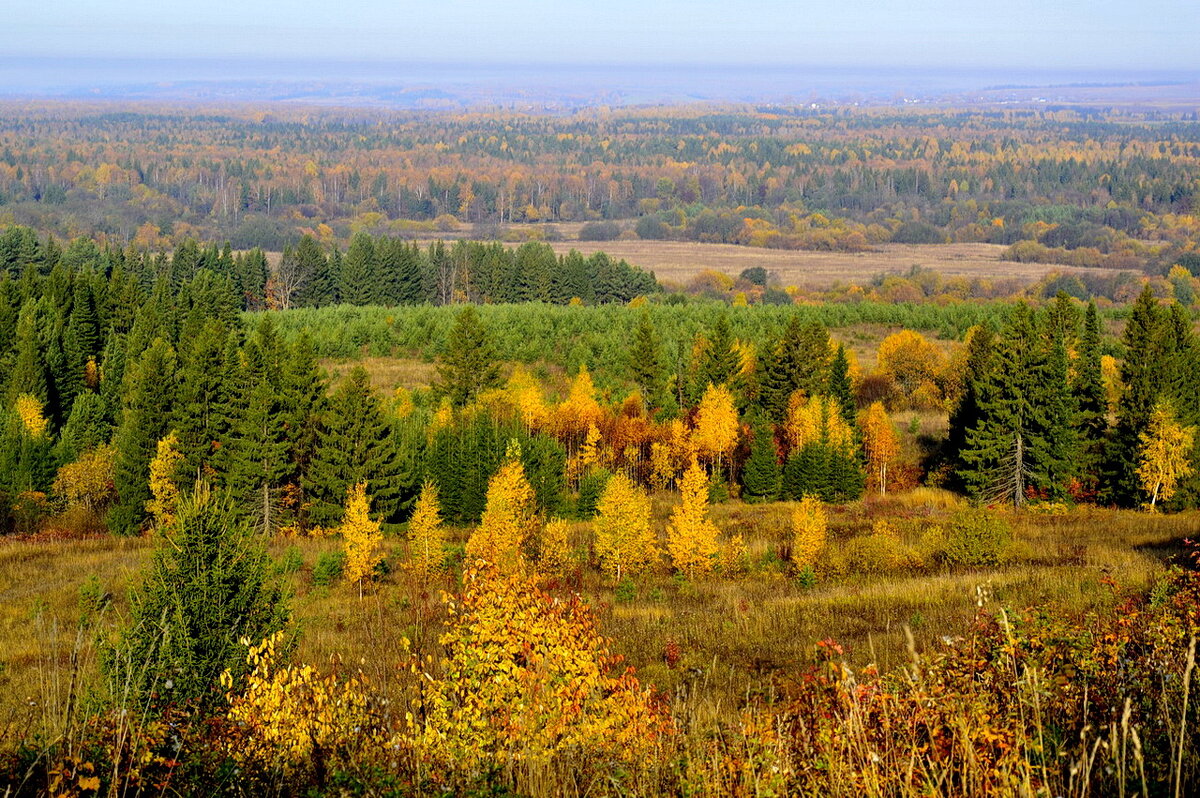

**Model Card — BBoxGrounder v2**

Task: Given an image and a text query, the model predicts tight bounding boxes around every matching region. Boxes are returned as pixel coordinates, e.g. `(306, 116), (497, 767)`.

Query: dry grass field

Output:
(542, 240), (1118, 288)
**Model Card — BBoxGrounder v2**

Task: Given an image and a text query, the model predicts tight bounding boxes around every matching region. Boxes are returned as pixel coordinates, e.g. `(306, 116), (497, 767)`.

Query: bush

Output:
(936, 509), (1013, 566)
(578, 220), (622, 241)
(313, 550), (347, 586)
(837, 520), (922, 574)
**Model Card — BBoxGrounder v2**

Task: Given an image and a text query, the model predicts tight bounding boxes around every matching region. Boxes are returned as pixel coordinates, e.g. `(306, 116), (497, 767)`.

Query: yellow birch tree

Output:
(406, 481), (446, 578)
(593, 472), (659, 580)
(466, 454), (537, 573)
(341, 482), (383, 593)
(1136, 401), (1196, 509)
(666, 460), (720, 576)
(791, 495), (827, 568)
(862, 401), (900, 495)
(146, 431), (183, 531)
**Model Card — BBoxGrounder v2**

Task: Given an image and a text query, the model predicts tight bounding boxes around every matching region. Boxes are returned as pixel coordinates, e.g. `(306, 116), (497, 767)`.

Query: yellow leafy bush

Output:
(53, 445), (117, 511)
(15, 393), (48, 438)
(405, 568), (670, 777)
(538, 517), (574, 576)
(791, 495), (827, 568)
(221, 632), (378, 780)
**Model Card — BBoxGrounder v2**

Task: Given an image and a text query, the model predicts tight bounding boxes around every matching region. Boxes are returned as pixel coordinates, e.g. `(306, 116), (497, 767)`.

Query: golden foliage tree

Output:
(791, 495), (827, 568)
(15, 393), (49, 438)
(53, 444), (117, 512)
(146, 431), (183, 531)
(666, 460), (720, 576)
(862, 401), (900, 494)
(555, 364), (605, 448)
(877, 330), (944, 406)
(406, 481), (446, 578)
(691, 383), (739, 470)
(785, 393), (855, 452)
(341, 482), (383, 591)
(593, 471), (659, 580)
(1136, 400), (1196, 509)
(466, 454), (537, 573)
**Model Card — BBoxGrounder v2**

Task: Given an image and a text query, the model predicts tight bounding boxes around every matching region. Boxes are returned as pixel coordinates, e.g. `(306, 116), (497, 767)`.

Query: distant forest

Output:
(0, 104), (1197, 275)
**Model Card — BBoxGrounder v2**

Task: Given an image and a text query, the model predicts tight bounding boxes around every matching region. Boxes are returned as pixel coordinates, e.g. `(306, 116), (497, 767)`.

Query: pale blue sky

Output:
(6, 0), (1199, 70)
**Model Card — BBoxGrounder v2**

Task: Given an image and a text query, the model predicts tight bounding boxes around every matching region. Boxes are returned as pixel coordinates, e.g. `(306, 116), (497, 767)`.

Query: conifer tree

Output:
(56, 391), (111, 464)
(435, 306), (502, 407)
(108, 338), (177, 535)
(759, 317), (830, 421)
(304, 366), (403, 528)
(292, 235), (336, 307)
(0, 394), (56, 497)
(172, 321), (233, 485)
(697, 313), (741, 393)
(829, 344), (856, 426)
(1073, 301), (1108, 484)
(667, 460), (720, 576)
(7, 303), (47, 404)
(960, 306), (1071, 504)
(740, 410), (780, 502)
(116, 485), (287, 707)
(593, 471), (659, 581)
(1107, 287), (1169, 505)
(225, 377), (290, 534)
(946, 325), (994, 485)
(628, 311), (667, 410)
(406, 481), (446, 578)
(339, 233), (380, 306)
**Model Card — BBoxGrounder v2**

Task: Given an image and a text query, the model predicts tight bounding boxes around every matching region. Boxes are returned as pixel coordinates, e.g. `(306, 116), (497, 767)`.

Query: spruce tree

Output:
(292, 235), (336, 308)
(1073, 301), (1108, 485)
(759, 317), (830, 421)
(224, 377), (290, 534)
(7, 303), (47, 404)
(56, 391), (111, 464)
(339, 233), (380, 306)
(108, 338), (177, 535)
(114, 485), (288, 707)
(435, 306), (502, 406)
(945, 325), (995, 487)
(628, 311), (667, 410)
(740, 411), (781, 502)
(697, 313), (741, 393)
(829, 344), (856, 425)
(304, 366), (403, 528)
(1106, 287), (1168, 505)
(172, 321), (234, 485)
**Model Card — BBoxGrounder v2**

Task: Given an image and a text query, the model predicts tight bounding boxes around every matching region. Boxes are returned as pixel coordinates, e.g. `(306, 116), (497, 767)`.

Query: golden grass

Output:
(0, 500), (1191, 743)
(539, 241), (1113, 289)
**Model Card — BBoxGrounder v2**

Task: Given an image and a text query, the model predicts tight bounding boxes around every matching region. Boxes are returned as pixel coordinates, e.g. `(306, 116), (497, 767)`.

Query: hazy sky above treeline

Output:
(9, 0), (1199, 71)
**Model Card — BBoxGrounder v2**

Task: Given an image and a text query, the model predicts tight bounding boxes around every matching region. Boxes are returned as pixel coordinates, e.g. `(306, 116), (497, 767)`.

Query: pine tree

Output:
(341, 482), (384, 592)
(172, 321), (233, 485)
(740, 411), (780, 502)
(759, 317), (830, 421)
(628, 311), (667, 411)
(698, 313), (741, 392)
(960, 306), (1071, 505)
(946, 325), (994, 486)
(304, 366), (403, 529)
(56, 391), (111, 464)
(667, 460), (720, 576)
(7, 303), (47, 404)
(115, 485), (288, 707)
(406, 481), (446, 578)
(292, 235), (336, 307)
(435, 306), (502, 406)
(593, 471), (659, 581)
(108, 339), (177, 535)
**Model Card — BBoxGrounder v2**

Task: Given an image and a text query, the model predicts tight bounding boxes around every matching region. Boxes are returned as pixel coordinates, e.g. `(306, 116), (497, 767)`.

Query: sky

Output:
(6, 0), (1199, 72)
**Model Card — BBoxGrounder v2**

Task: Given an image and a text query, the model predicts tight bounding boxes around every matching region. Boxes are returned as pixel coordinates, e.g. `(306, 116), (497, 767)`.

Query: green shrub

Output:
(313, 550), (347, 586)
(937, 509), (1013, 566)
